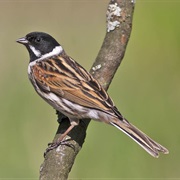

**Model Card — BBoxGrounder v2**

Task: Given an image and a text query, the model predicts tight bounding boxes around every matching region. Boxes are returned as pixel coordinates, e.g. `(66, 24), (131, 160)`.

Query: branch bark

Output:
(40, 0), (135, 179)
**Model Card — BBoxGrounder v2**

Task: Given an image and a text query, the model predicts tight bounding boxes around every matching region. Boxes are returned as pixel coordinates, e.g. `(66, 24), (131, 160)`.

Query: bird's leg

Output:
(57, 123), (76, 142)
(44, 120), (78, 156)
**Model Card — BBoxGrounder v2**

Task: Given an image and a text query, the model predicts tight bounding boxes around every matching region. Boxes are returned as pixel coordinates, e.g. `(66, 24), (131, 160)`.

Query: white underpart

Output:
(48, 93), (60, 102)
(62, 99), (86, 112)
(29, 45), (41, 57)
(62, 99), (100, 120)
(87, 109), (99, 120)
(45, 93), (74, 115)
(28, 46), (63, 74)
(35, 87), (100, 120)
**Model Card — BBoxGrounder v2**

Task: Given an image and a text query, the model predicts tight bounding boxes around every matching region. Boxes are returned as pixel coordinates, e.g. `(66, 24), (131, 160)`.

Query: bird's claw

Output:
(44, 139), (75, 157)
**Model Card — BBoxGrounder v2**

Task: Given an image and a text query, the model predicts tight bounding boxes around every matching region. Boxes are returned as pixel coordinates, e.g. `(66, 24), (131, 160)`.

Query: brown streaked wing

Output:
(32, 55), (120, 116)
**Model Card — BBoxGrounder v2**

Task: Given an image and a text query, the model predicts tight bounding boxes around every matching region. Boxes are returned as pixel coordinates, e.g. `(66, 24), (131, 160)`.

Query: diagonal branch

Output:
(39, 1), (135, 180)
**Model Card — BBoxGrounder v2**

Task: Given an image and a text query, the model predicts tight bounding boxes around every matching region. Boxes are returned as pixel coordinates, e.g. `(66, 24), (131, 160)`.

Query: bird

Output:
(16, 31), (169, 158)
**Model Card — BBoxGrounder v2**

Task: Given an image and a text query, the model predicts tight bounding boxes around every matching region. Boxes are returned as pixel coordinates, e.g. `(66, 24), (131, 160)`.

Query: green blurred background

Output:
(0, 0), (179, 179)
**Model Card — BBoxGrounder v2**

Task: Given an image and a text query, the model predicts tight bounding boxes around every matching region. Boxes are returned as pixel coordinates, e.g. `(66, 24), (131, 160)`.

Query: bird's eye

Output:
(35, 37), (41, 43)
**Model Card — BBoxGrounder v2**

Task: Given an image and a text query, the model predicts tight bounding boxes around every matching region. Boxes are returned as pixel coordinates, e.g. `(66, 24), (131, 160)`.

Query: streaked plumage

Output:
(17, 32), (169, 157)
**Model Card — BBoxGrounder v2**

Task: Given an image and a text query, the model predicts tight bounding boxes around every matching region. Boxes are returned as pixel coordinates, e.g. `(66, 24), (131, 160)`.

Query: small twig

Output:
(39, 1), (135, 180)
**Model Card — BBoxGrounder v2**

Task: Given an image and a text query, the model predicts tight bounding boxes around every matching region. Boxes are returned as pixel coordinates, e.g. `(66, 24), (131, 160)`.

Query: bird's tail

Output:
(110, 118), (169, 158)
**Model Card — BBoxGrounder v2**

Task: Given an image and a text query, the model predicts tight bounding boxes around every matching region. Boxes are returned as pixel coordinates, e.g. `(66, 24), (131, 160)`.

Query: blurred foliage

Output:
(0, 0), (179, 179)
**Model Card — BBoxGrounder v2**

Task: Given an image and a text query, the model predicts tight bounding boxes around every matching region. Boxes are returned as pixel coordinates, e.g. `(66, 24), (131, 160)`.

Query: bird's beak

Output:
(16, 37), (28, 44)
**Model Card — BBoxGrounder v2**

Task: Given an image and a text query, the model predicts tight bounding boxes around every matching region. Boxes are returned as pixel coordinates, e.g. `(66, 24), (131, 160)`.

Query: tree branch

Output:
(39, 0), (135, 179)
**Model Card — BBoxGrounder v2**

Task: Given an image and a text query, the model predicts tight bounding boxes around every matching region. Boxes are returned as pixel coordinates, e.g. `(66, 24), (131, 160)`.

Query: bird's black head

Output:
(17, 32), (63, 62)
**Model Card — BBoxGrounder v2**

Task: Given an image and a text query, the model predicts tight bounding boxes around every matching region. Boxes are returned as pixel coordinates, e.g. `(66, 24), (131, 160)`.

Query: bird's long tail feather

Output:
(110, 118), (169, 158)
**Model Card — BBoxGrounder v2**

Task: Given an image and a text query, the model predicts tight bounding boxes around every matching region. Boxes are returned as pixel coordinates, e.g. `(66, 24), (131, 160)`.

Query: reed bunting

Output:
(17, 32), (169, 157)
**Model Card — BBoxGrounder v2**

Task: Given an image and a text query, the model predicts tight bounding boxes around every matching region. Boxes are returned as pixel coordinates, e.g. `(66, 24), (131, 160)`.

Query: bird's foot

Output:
(44, 138), (75, 157)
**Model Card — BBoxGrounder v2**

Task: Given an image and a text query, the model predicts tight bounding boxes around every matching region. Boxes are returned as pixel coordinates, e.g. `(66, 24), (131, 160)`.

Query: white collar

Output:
(29, 45), (63, 67)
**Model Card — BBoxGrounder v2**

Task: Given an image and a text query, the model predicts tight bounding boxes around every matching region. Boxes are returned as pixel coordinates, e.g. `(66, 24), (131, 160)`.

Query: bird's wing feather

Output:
(31, 55), (120, 116)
